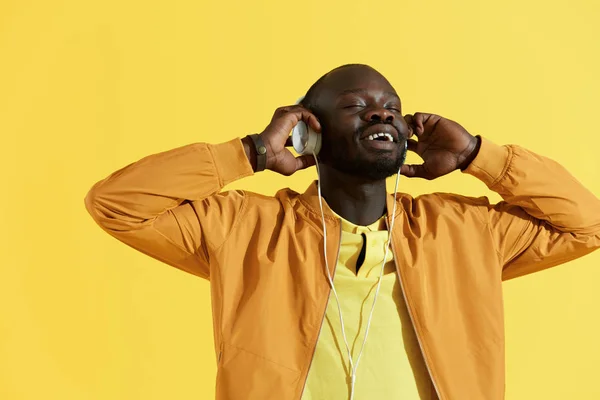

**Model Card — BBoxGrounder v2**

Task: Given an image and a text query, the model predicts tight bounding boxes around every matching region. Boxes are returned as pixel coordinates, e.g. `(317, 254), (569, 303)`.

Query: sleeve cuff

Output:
(462, 136), (512, 189)
(208, 138), (254, 187)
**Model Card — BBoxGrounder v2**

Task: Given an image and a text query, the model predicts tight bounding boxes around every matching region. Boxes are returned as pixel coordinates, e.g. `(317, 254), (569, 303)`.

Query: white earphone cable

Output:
(313, 154), (356, 379)
(350, 166), (401, 397)
(312, 151), (403, 400)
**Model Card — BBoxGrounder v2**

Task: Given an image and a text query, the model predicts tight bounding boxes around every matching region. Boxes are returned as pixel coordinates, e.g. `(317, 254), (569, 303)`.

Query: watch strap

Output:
(249, 134), (267, 172)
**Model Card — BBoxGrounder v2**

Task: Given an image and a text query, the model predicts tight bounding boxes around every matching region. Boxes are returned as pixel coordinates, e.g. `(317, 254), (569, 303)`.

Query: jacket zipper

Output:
(388, 221), (443, 399)
(298, 223), (343, 400)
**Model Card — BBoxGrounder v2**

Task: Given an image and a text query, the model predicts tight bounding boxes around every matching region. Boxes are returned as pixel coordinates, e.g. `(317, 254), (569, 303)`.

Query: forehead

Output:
(317, 67), (399, 106)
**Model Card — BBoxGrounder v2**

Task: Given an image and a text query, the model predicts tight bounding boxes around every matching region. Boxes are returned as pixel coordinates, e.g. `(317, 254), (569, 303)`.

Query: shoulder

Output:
(230, 187), (302, 216)
(242, 187), (300, 204)
(398, 192), (492, 224)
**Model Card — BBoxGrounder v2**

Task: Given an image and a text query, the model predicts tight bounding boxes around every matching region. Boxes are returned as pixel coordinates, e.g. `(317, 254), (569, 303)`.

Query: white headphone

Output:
(292, 96), (322, 155)
(295, 95), (407, 400)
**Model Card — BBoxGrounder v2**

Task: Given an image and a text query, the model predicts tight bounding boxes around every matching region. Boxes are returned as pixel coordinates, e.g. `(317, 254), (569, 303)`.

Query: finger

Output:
(295, 154), (316, 171)
(407, 124), (414, 138)
(291, 106), (322, 133)
(404, 114), (422, 138)
(415, 112), (446, 136)
(305, 113), (322, 133)
(273, 105), (295, 117)
(412, 113), (426, 136)
(406, 138), (418, 153)
(285, 136), (293, 147)
(282, 105), (322, 133)
(400, 163), (429, 179)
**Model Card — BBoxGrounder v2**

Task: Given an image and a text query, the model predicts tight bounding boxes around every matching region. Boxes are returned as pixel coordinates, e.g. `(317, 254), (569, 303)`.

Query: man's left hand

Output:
(401, 113), (481, 180)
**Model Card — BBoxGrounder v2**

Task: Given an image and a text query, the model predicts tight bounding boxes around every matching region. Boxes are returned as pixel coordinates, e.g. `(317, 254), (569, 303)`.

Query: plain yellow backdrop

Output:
(1, 0), (599, 399)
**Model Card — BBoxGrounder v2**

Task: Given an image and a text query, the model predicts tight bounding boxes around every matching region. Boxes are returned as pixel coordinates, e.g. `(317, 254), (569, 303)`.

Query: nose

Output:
(364, 107), (395, 123)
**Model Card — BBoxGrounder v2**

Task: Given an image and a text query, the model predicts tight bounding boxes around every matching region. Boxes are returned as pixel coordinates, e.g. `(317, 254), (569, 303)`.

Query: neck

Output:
(318, 164), (389, 226)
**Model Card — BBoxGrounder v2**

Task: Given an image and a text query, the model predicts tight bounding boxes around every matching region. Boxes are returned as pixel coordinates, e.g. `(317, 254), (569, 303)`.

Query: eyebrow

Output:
(337, 88), (400, 101)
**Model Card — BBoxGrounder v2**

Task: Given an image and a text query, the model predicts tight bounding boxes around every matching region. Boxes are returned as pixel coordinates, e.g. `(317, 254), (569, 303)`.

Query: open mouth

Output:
(363, 132), (395, 142)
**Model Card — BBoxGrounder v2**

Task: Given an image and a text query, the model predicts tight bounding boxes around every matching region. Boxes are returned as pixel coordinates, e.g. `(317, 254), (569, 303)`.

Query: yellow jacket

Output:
(85, 136), (600, 399)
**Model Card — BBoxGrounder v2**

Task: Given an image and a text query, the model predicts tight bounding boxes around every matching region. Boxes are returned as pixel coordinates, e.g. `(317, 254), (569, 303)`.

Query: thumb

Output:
(400, 163), (430, 179)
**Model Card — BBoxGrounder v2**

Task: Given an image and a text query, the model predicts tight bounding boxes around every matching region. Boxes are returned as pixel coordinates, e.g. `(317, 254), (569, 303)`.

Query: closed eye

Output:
(343, 105), (364, 109)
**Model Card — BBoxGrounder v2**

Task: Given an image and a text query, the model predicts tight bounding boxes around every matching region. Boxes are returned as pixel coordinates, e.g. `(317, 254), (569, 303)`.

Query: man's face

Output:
(311, 66), (410, 181)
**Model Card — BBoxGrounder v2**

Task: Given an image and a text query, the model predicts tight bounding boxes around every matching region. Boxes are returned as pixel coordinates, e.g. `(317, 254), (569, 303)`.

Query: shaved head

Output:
(301, 64), (387, 112)
(298, 64), (409, 181)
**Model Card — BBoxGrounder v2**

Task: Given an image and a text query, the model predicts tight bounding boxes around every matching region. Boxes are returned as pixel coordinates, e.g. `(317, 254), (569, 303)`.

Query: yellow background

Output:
(1, 0), (599, 398)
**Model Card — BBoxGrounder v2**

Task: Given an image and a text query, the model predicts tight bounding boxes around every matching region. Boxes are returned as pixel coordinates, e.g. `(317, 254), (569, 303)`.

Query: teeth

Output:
(366, 133), (394, 142)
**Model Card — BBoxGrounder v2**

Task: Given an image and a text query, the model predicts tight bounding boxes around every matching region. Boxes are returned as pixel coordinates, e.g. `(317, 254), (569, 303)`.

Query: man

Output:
(85, 64), (600, 400)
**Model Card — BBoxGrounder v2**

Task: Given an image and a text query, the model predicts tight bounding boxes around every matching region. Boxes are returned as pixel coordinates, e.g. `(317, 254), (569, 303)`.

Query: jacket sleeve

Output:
(463, 137), (600, 280)
(84, 138), (254, 280)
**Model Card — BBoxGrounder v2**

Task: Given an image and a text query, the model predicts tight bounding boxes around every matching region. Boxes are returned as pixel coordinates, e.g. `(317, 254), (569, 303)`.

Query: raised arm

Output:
(84, 105), (321, 279)
(84, 139), (254, 279)
(402, 112), (600, 280)
(464, 137), (600, 280)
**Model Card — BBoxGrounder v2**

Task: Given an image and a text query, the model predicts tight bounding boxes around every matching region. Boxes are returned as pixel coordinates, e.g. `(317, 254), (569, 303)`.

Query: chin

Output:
(360, 169), (399, 181)
(333, 156), (402, 181)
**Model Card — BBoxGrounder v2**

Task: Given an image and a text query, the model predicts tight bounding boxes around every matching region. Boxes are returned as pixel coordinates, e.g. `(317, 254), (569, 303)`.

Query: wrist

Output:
(459, 135), (482, 171)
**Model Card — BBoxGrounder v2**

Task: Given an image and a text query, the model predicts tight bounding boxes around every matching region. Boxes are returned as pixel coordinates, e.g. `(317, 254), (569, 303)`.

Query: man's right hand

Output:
(244, 105), (322, 176)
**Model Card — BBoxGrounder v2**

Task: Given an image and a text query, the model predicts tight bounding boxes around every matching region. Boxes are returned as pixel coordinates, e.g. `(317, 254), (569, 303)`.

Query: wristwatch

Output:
(248, 134), (267, 172)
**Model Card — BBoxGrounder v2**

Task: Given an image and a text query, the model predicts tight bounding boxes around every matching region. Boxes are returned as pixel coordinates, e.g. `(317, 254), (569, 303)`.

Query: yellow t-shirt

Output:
(301, 214), (436, 400)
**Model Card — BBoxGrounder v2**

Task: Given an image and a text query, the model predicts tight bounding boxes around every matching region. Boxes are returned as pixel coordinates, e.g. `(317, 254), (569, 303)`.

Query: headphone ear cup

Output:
(292, 96), (321, 155)
(292, 121), (308, 155)
(292, 121), (321, 155)
(309, 126), (322, 155)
